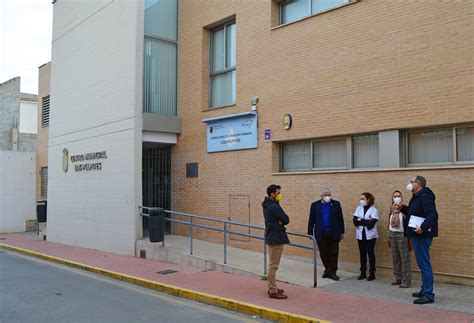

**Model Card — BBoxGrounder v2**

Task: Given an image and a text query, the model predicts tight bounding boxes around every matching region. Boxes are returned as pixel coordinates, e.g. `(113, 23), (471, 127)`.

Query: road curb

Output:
(0, 243), (328, 323)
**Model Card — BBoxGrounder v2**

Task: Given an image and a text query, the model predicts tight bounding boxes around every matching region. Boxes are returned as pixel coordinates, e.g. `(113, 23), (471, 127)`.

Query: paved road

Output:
(0, 250), (269, 323)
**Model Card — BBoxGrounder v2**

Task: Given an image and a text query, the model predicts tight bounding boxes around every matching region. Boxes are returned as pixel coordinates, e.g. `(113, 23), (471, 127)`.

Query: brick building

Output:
(171, 0), (474, 284)
(48, 0), (473, 284)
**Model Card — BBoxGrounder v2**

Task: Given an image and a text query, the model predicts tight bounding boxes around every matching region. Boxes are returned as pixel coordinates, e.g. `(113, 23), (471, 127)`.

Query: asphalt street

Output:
(0, 250), (270, 323)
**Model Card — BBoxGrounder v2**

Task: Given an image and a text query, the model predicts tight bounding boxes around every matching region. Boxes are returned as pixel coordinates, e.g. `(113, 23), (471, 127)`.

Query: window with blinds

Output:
(353, 134), (379, 168)
(280, 134), (379, 171)
(210, 21), (236, 108)
(41, 167), (48, 198)
(42, 95), (50, 127)
(280, 0), (351, 25)
(143, 0), (178, 116)
(407, 126), (474, 165)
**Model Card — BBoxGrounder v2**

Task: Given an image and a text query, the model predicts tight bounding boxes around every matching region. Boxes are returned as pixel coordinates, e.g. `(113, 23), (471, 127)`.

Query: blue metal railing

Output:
(139, 206), (319, 287)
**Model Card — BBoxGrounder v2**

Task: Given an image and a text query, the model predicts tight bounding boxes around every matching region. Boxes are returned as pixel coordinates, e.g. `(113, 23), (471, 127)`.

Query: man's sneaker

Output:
(391, 281), (401, 286)
(412, 292), (422, 297)
(399, 284), (410, 288)
(267, 289), (284, 295)
(414, 296), (434, 305)
(357, 272), (367, 280)
(269, 292), (288, 299)
(322, 273), (329, 278)
(367, 273), (376, 281)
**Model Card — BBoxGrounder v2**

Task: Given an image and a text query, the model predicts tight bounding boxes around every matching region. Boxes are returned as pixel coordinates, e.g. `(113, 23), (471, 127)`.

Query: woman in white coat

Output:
(353, 192), (378, 281)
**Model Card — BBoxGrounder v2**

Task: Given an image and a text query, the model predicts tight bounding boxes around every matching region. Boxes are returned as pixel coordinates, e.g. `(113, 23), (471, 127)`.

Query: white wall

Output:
(0, 151), (36, 233)
(19, 101), (38, 134)
(48, 0), (144, 255)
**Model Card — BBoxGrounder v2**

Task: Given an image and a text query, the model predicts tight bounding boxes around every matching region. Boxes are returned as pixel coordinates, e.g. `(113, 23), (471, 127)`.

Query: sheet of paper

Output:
(408, 215), (425, 228)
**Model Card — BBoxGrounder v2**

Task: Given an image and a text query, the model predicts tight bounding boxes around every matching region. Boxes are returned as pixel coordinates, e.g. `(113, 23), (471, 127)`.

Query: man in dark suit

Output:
(308, 188), (345, 281)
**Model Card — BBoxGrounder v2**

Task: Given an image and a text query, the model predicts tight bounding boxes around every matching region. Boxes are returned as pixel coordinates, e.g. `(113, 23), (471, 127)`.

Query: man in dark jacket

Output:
(307, 188), (345, 281)
(407, 175), (438, 305)
(262, 184), (290, 299)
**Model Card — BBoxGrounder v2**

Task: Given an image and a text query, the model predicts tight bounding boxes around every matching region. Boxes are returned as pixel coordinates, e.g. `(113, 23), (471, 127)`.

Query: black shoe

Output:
(367, 273), (376, 281)
(414, 296), (434, 305)
(328, 273), (340, 281)
(357, 272), (367, 280)
(322, 273), (329, 278)
(391, 281), (401, 286)
(412, 292), (422, 298)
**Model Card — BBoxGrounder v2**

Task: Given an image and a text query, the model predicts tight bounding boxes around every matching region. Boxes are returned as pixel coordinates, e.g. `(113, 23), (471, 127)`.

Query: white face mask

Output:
(393, 197), (402, 204)
(323, 196), (331, 203)
(360, 200), (367, 207)
(407, 183), (414, 192)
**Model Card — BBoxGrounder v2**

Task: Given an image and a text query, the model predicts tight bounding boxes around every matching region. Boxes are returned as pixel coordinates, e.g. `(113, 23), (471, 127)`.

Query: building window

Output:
(281, 133), (381, 172)
(407, 126), (474, 166)
(42, 95), (50, 127)
(280, 0), (351, 25)
(456, 127), (474, 162)
(143, 0), (178, 116)
(353, 134), (379, 168)
(408, 129), (453, 165)
(41, 167), (48, 198)
(210, 21), (236, 108)
(313, 139), (347, 169)
(282, 141), (311, 171)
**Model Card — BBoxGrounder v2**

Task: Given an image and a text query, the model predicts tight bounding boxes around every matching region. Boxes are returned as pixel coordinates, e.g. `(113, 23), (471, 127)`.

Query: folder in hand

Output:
(408, 215), (425, 228)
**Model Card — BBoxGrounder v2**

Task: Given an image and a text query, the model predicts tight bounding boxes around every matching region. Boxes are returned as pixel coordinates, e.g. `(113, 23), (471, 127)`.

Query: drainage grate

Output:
(157, 269), (178, 275)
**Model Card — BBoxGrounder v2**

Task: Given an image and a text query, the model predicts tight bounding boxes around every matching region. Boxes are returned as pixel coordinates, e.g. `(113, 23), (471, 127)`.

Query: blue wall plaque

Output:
(203, 112), (258, 153)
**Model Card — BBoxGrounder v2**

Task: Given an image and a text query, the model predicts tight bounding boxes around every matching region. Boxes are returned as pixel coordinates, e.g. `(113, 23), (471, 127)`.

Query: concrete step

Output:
(136, 234), (357, 288)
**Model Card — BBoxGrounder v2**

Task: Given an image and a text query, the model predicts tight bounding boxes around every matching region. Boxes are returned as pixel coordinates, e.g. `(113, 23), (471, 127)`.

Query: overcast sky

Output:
(0, 0), (52, 95)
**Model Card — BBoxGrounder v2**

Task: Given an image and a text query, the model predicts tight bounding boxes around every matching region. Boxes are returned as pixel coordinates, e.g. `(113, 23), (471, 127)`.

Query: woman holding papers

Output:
(388, 191), (411, 288)
(353, 192), (378, 281)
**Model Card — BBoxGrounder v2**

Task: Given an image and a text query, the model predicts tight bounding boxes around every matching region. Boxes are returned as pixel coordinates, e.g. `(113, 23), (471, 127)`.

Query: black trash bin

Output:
(148, 208), (164, 243)
(37, 201), (47, 223)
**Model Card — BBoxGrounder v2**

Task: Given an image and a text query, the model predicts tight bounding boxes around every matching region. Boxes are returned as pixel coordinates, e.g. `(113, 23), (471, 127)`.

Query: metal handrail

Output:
(139, 206), (319, 287)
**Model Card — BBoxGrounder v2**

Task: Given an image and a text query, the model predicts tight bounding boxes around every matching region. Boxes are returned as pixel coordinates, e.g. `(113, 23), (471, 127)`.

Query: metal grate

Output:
(142, 144), (171, 236)
(157, 269), (178, 275)
(42, 95), (50, 127)
(40, 167), (48, 198)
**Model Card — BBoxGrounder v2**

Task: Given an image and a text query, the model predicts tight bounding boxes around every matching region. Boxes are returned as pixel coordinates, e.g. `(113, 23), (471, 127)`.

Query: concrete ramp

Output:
(136, 235), (357, 288)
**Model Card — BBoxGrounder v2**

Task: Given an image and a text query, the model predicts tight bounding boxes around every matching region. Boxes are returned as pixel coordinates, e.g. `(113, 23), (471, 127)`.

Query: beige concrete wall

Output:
(37, 62), (50, 201)
(171, 0), (474, 281)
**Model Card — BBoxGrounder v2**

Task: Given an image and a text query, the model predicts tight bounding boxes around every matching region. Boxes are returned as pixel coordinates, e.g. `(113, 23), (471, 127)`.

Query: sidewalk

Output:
(1, 233), (473, 323)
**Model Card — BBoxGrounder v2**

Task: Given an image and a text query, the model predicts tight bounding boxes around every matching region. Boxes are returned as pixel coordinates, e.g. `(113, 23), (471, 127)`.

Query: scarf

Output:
(390, 204), (404, 228)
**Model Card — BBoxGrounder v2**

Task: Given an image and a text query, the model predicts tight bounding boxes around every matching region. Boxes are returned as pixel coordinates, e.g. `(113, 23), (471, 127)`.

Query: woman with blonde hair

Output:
(388, 190), (412, 288)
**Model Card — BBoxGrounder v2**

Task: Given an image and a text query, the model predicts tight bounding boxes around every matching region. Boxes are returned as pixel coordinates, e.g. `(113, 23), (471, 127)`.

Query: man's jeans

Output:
(412, 237), (435, 300)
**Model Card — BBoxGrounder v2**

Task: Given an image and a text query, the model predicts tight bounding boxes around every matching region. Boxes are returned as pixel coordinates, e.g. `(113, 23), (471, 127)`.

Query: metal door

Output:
(228, 194), (250, 242)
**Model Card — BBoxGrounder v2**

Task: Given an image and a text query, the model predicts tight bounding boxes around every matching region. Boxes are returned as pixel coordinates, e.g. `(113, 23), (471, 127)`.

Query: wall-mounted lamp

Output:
(251, 96), (259, 111)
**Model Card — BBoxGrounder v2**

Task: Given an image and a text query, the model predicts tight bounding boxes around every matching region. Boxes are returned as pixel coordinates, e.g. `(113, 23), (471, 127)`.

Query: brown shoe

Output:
(267, 289), (285, 295)
(269, 292), (288, 299)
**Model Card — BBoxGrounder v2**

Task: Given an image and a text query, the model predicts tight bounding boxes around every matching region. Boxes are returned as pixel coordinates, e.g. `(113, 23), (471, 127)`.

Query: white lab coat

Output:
(353, 205), (379, 240)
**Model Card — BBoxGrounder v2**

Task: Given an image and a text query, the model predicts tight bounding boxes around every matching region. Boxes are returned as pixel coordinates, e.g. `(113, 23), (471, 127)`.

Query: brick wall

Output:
(172, 0), (474, 279)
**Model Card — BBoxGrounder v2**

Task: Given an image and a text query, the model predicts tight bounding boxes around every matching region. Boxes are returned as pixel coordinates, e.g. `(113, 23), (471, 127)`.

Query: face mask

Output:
(323, 196), (331, 203)
(407, 183), (413, 192)
(360, 200), (367, 207)
(275, 194), (283, 203)
(393, 197), (402, 204)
